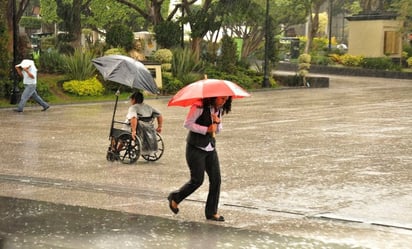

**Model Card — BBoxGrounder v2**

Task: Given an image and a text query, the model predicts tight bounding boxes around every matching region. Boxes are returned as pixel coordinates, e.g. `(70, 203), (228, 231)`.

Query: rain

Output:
(0, 74), (411, 248)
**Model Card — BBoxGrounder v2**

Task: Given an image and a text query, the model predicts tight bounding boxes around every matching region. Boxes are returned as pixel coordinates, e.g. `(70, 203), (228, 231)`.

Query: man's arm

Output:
(130, 117), (138, 140)
(156, 115), (163, 133)
(14, 66), (23, 77)
(15, 66), (34, 79)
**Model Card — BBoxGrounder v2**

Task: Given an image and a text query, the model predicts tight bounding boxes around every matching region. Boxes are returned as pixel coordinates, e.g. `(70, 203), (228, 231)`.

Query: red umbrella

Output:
(168, 78), (250, 107)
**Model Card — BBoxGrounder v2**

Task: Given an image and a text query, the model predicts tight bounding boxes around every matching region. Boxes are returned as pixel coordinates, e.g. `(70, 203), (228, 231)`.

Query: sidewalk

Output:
(0, 74), (411, 248)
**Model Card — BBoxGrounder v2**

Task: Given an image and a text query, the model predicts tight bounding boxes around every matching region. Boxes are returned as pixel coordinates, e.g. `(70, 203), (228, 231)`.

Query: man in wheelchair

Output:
(123, 91), (163, 154)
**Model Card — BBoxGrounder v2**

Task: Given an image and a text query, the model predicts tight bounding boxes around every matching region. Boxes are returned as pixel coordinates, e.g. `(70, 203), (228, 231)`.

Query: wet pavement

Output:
(0, 74), (411, 248)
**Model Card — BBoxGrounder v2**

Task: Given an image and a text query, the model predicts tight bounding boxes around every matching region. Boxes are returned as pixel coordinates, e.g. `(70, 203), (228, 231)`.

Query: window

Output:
(384, 31), (400, 55)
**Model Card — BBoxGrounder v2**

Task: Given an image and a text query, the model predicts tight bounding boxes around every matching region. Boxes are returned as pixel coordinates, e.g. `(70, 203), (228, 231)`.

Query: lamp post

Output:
(328, 0), (333, 51)
(10, 0), (19, 104)
(262, 0), (270, 88)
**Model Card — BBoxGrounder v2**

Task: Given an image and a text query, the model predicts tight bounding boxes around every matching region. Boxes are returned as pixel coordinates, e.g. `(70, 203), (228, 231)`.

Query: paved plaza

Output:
(0, 74), (411, 248)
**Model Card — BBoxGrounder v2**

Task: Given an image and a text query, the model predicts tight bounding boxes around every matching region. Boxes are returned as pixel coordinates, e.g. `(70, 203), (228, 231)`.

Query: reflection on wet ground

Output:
(0, 197), (359, 249)
(0, 74), (412, 248)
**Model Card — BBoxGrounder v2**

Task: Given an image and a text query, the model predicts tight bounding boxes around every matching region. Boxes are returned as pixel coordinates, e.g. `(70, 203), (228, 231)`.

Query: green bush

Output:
(0, 18), (9, 81)
(171, 47), (204, 84)
(57, 42), (75, 55)
(311, 37), (330, 52)
(298, 53), (311, 64)
(63, 49), (95, 81)
(339, 54), (363, 67)
(0, 78), (12, 99)
(161, 63), (172, 72)
(407, 57), (412, 68)
(35, 79), (52, 100)
(298, 53), (311, 80)
(217, 35), (237, 74)
(39, 49), (65, 73)
(62, 76), (105, 96)
(153, 49), (173, 63)
(104, 47), (127, 56)
(204, 65), (273, 89)
(154, 21), (182, 49)
(403, 43), (412, 58)
(360, 57), (399, 71)
(311, 55), (332, 65)
(161, 72), (184, 94)
(106, 24), (134, 51)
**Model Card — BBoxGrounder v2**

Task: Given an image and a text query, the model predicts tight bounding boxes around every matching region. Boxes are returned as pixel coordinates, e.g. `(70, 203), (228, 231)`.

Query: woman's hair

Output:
(202, 96), (232, 115)
(130, 91), (144, 103)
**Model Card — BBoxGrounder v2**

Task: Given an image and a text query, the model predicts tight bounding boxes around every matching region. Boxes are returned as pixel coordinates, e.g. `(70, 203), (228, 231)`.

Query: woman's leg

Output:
(170, 144), (207, 204)
(204, 150), (221, 218)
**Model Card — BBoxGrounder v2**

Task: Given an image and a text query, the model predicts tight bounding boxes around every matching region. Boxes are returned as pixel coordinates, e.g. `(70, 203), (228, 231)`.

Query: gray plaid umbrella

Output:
(92, 55), (159, 94)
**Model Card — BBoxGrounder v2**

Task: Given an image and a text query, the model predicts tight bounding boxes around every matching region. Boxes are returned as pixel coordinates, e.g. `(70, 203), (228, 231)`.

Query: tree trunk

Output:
(150, 0), (164, 25)
(241, 28), (264, 60)
(6, 0), (13, 53)
(6, 0), (29, 57)
(304, 9), (312, 53)
(191, 37), (202, 61)
(71, 0), (82, 49)
(304, 1), (323, 54)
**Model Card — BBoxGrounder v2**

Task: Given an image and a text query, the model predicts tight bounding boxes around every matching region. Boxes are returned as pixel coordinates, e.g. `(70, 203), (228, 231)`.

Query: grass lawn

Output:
(0, 74), (144, 108)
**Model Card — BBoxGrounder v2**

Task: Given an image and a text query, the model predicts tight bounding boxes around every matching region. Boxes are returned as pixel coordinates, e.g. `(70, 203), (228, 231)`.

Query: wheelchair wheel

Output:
(117, 134), (141, 164)
(142, 132), (164, 161)
(106, 150), (116, 162)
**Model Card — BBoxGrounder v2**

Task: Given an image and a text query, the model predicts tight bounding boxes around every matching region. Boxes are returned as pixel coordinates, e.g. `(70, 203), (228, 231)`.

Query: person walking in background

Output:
(168, 96), (232, 222)
(13, 59), (49, 112)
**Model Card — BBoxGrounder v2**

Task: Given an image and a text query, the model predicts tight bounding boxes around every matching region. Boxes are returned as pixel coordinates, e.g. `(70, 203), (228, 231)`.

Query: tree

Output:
(154, 21), (182, 49)
(390, 0), (412, 61)
(114, 0), (166, 26)
(185, 0), (221, 60)
(106, 24), (134, 51)
(218, 35), (237, 73)
(223, 0), (308, 60)
(0, 0), (10, 80)
(220, 0), (265, 60)
(304, 0), (328, 53)
(55, 0), (83, 49)
(5, 0), (30, 53)
(113, 0), (229, 60)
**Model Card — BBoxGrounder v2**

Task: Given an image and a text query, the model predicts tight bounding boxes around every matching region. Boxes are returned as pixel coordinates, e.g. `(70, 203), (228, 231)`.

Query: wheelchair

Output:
(106, 117), (164, 164)
(105, 90), (164, 164)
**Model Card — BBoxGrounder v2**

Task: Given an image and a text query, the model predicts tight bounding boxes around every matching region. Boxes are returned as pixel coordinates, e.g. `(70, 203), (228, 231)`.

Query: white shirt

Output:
(21, 63), (37, 85)
(126, 103), (161, 121)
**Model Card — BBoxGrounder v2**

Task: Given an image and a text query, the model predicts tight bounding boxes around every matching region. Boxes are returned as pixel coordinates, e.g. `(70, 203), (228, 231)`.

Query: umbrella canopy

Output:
(92, 55), (159, 94)
(168, 78), (250, 107)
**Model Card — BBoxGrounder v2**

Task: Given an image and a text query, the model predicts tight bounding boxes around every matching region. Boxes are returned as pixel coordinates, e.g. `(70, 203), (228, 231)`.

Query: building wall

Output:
(347, 19), (402, 58)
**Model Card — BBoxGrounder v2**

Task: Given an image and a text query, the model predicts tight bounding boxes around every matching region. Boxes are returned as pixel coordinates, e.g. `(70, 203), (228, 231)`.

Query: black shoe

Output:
(167, 194), (179, 214)
(13, 109), (23, 112)
(41, 106), (50, 111)
(206, 215), (225, 222)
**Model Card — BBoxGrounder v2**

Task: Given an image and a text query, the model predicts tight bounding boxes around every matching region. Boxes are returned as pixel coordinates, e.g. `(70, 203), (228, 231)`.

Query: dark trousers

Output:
(171, 143), (221, 218)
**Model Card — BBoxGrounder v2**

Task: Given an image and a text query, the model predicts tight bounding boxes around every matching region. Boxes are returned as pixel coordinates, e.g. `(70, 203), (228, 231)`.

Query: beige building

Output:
(347, 14), (403, 58)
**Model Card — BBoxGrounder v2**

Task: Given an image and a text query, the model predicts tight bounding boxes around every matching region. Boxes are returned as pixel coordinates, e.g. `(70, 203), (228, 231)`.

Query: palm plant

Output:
(63, 49), (96, 81)
(171, 47), (204, 85)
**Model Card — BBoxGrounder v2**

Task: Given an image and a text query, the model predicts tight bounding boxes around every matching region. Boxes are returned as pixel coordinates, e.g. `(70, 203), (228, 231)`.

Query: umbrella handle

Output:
(109, 90), (120, 138)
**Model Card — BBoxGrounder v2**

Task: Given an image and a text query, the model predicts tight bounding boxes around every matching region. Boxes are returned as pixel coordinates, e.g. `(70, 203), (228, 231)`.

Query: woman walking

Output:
(168, 96), (232, 222)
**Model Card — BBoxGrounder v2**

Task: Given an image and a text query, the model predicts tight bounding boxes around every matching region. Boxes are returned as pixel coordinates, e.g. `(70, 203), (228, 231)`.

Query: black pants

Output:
(171, 143), (221, 218)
